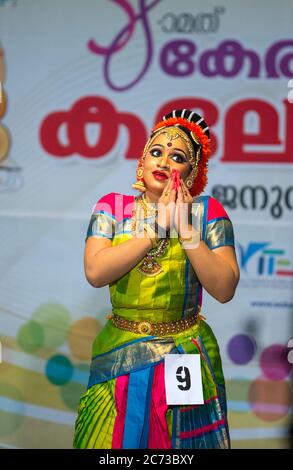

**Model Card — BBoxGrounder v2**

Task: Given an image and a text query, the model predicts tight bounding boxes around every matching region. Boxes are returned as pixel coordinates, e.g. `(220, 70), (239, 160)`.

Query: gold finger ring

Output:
(165, 191), (170, 196)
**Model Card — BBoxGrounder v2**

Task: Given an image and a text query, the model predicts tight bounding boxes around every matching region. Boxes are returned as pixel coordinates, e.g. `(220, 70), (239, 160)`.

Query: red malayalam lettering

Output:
(40, 96), (146, 159)
(223, 99), (293, 163)
(40, 96), (293, 164)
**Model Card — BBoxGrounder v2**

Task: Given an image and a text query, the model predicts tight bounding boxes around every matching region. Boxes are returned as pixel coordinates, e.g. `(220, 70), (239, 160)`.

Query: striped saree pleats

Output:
(148, 362), (172, 449)
(112, 375), (129, 448)
(112, 363), (172, 449)
(73, 379), (117, 449)
(73, 327), (230, 449)
(74, 364), (171, 449)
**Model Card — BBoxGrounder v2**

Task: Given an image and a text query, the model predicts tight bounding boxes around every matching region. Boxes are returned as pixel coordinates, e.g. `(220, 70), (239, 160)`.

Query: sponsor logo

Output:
(238, 242), (293, 277)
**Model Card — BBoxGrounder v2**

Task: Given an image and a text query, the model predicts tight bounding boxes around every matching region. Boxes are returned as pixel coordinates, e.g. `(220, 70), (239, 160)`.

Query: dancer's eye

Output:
(172, 153), (187, 164)
(150, 148), (162, 157)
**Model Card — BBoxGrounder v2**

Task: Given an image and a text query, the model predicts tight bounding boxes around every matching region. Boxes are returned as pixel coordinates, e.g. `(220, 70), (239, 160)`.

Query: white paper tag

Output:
(164, 354), (204, 405)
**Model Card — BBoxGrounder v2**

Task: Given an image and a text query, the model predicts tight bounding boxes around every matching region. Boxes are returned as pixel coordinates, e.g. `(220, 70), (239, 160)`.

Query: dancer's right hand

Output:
(156, 174), (177, 234)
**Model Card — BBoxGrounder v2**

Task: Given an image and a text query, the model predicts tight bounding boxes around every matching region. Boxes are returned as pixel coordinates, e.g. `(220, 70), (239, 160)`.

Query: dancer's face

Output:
(143, 131), (192, 198)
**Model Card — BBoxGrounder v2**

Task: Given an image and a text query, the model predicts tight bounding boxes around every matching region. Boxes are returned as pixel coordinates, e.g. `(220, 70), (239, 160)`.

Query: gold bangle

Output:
(178, 233), (193, 243)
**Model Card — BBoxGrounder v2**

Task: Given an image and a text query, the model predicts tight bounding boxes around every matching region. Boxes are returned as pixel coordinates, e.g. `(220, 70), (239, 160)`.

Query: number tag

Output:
(164, 354), (204, 405)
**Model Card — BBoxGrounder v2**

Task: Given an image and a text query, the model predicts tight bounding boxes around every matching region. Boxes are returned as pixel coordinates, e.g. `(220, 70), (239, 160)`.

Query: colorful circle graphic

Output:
(45, 355), (73, 386)
(260, 344), (292, 381)
(32, 303), (71, 350)
(59, 364), (89, 411)
(248, 375), (292, 422)
(0, 125), (10, 163)
(17, 320), (45, 353)
(0, 384), (24, 437)
(68, 316), (101, 361)
(0, 88), (7, 118)
(227, 333), (257, 365)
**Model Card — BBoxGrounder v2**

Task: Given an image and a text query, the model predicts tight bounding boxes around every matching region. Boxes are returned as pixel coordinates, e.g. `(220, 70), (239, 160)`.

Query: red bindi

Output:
(167, 142), (172, 147)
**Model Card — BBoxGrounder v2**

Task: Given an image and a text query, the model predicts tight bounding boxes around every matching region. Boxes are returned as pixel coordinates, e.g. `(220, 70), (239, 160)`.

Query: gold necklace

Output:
(131, 195), (169, 277)
(131, 194), (157, 232)
(139, 193), (158, 217)
(137, 238), (169, 276)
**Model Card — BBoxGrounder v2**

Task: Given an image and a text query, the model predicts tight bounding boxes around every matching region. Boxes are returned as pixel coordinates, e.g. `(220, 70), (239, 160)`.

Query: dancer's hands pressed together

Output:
(173, 171), (193, 239)
(155, 169), (199, 245)
(155, 175), (177, 234)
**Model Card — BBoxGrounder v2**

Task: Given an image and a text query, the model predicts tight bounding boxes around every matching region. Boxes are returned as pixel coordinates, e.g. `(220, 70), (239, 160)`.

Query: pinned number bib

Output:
(164, 354), (204, 405)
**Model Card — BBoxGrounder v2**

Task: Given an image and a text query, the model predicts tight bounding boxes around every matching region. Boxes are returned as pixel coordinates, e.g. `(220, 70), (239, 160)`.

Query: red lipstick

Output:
(152, 171), (168, 181)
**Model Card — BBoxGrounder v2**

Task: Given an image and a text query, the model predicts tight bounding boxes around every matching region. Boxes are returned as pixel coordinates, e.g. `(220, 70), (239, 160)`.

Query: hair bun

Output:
(163, 109), (210, 138)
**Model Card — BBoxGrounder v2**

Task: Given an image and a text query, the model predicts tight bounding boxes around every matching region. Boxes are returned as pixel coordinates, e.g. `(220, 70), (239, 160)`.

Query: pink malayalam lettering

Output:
(87, 0), (160, 91)
(265, 40), (293, 78)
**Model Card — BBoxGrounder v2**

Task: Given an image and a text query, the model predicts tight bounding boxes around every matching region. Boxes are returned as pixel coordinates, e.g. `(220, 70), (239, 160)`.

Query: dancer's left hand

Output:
(174, 177), (193, 237)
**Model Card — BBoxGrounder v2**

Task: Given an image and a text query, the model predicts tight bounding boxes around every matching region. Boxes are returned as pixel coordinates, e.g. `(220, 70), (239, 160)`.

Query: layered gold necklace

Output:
(131, 194), (169, 277)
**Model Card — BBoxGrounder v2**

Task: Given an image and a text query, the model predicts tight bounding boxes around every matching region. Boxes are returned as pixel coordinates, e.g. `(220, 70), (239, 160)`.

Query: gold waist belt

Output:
(108, 310), (203, 336)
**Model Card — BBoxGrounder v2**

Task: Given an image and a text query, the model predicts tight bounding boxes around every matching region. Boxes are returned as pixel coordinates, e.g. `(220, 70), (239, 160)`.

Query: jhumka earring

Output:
(132, 157), (146, 192)
(185, 167), (198, 189)
(184, 145), (201, 189)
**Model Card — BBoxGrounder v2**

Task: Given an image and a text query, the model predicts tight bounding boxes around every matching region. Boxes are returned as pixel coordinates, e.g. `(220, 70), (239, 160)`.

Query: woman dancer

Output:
(73, 109), (239, 449)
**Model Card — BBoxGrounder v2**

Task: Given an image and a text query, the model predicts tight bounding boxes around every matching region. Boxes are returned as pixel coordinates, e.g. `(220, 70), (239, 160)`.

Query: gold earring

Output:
(185, 177), (193, 189)
(132, 157), (146, 192)
(185, 167), (198, 189)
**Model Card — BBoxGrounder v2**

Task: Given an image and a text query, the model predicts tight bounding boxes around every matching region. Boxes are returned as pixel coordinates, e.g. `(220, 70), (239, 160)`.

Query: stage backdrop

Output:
(0, 0), (292, 449)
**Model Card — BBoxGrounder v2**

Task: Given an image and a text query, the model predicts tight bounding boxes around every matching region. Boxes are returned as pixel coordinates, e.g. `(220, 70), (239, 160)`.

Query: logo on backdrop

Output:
(87, 0), (293, 91)
(237, 242), (293, 277)
(237, 241), (293, 300)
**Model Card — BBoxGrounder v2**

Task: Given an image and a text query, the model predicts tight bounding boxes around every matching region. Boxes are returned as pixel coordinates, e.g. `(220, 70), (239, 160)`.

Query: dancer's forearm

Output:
(184, 240), (239, 303)
(85, 236), (153, 288)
